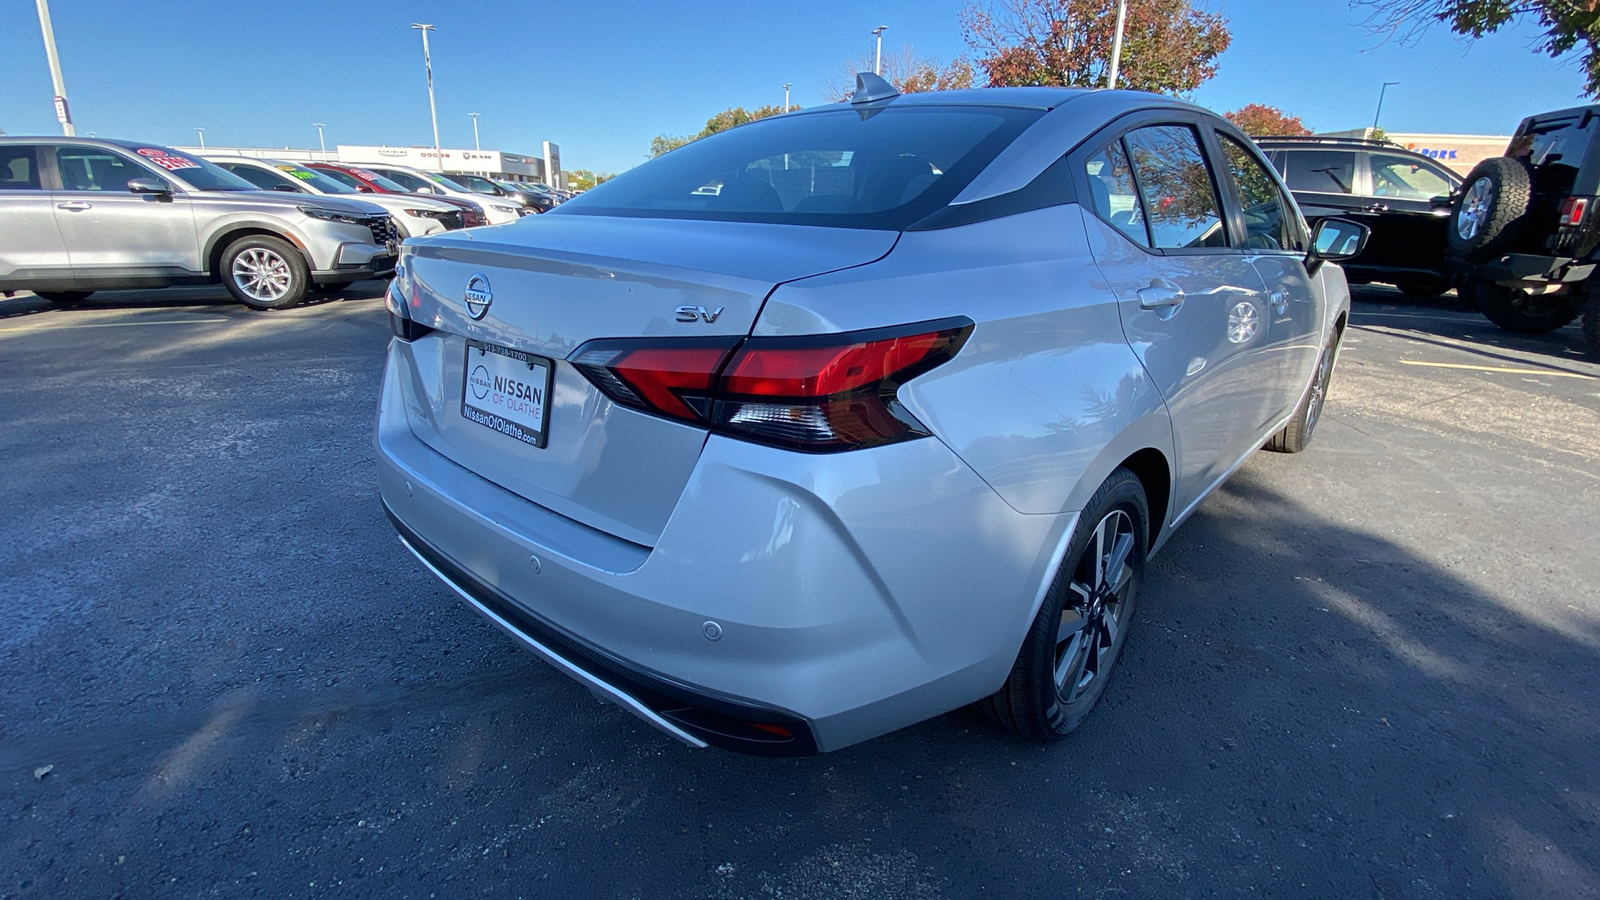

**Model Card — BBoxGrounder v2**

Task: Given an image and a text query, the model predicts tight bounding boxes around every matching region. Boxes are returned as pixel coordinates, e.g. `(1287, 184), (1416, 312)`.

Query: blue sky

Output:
(0, 1), (1588, 175)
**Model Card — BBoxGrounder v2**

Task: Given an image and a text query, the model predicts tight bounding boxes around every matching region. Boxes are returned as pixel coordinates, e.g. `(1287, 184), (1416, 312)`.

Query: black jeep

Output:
(1449, 105), (1600, 356)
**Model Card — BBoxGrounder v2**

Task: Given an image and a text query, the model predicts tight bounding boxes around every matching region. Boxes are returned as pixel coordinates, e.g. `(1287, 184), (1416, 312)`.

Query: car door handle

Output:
(1365, 203), (1389, 213)
(1138, 279), (1185, 310)
(56, 201), (92, 211)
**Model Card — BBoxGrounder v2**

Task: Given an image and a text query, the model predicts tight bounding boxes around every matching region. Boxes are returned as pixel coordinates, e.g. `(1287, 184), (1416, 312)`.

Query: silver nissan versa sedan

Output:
(375, 76), (1369, 754)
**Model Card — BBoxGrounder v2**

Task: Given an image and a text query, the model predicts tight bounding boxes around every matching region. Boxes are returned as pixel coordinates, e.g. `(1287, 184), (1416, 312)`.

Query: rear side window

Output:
(1123, 125), (1227, 250)
(223, 164), (301, 192)
(555, 106), (1042, 230)
(1085, 139), (1149, 247)
(56, 147), (147, 192)
(0, 146), (42, 190)
(1219, 135), (1304, 252)
(1369, 153), (1454, 200)
(1279, 150), (1356, 194)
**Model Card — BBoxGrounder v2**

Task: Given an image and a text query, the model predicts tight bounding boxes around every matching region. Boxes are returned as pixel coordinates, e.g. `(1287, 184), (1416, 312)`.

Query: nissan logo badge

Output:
(464, 273), (492, 320)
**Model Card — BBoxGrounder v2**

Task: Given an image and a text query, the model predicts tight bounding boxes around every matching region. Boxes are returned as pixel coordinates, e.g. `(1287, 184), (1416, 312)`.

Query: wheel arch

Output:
(205, 226), (311, 281)
(1118, 447), (1172, 550)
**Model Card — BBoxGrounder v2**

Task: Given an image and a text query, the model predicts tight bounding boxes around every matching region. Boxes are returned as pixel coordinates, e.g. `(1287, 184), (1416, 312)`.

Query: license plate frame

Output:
(460, 339), (553, 449)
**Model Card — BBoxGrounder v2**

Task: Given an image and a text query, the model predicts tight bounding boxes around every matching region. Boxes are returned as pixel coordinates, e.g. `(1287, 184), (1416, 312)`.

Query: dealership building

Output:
(170, 141), (565, 188)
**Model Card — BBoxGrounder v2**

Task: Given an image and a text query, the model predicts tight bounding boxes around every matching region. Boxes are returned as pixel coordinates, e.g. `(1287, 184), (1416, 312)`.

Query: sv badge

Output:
(675, 305), (724, 323)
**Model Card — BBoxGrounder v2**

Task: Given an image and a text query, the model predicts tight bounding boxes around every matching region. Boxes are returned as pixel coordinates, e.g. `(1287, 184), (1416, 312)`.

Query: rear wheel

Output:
(1582, 295), (1600, 360)
(34, 290), (93, 304)
(979, 468), (1147, 741)
(1396, 278), (1448, 299)
(1266, 330), (1339, 454)
(1469, 281), (1578, 333)
(220, 235), (308, 311)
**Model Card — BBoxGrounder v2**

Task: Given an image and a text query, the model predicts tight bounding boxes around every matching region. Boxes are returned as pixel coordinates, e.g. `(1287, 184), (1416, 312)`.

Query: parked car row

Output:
(0, 133), (577, 310)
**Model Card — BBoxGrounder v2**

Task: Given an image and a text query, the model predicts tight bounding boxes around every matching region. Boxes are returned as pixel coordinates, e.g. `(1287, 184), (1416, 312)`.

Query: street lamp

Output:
(1106, 0), (1128, 88)
(783, 83), (791, 113)
(313, 122), (326, 154)
(871, 26), (887, 76)
(411, 23), (442, 170)
(34, 0), (74, 135)
(194, 127), (205, 151)
(1372, 81), (1400, 133)
(468, 112), (481, 150)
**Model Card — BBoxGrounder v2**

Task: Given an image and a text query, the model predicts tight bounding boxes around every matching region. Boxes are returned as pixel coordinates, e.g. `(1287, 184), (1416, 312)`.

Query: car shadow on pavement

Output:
(0, 281), (387, 320)
(1351, 285), (1596, 369)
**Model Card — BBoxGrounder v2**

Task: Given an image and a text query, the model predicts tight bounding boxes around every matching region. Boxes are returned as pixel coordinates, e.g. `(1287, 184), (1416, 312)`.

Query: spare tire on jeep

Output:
(1449, 157), (1532, 262)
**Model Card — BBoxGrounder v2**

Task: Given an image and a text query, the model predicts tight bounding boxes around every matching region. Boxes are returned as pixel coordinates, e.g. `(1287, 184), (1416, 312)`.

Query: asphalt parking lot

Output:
(2, 283), (1597, 899)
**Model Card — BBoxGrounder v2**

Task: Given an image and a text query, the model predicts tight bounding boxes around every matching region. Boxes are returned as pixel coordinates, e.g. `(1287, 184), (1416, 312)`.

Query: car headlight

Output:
(402, 208), (451, 219)
(491, 204), (519, 214)
(299, 206), (369, 225)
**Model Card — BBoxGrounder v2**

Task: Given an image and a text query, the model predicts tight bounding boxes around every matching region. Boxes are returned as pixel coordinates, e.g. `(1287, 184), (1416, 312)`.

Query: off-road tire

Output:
(1449, 157), (1532, 262)
(1582, 295), (1600, 361)
(34, 291), (93, 304)
(1469, 281), (1578, 334)
(1266, 329), (1340, 454)
(978, 468), (1148, 741)
(220, 235), (308, 311)
(1396, 278), (1449, 299)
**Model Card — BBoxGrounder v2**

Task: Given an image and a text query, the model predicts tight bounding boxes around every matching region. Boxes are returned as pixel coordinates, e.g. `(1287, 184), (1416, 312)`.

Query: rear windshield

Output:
(552, 106), (1042, 230)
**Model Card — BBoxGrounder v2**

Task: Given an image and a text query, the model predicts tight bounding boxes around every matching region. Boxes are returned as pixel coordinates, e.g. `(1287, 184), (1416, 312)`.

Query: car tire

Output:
(1266, 329), (1340, 454)
(1468, 280), (1578, 333)
(33, 291), (94, 304)
(978, 468), (1147, 741)
(1448, 157), (1532, 262)
(220, 235), (308, 311)
(1582, 295), (1600, 360)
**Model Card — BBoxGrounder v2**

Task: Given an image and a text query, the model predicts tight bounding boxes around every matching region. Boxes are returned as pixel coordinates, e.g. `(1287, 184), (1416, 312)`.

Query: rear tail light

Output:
(385, 278), (432, 342)
(1560, 197), (1590, 226)
(570, 318), (973, 452)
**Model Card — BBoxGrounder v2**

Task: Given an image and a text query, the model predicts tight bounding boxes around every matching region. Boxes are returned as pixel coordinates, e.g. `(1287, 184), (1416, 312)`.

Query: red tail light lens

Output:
(1560, 197), (1590, 226)
(569, 318), (973, 452)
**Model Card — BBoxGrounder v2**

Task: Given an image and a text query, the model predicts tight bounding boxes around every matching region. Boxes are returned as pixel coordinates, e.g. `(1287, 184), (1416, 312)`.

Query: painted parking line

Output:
(1399, 359), (1595, 379)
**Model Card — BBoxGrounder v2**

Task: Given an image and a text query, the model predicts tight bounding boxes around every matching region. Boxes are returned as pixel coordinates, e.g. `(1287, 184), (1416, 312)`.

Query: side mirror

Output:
(127, 177), (171, 196)
(1306, 218), (1370, 272)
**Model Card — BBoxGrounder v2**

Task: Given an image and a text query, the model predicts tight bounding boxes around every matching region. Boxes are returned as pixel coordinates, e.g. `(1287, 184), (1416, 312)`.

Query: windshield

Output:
(349, 168), (413, 193)
(553, 106), (1040, 229)
(425, 172), (474, 192)
(453, 174), (502, 193)
(123, 147), (257, 191)
(272, 163), (357, 194)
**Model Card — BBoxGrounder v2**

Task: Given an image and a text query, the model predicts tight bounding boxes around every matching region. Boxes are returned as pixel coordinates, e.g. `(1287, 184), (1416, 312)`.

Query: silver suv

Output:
(0, 137), (399, 309)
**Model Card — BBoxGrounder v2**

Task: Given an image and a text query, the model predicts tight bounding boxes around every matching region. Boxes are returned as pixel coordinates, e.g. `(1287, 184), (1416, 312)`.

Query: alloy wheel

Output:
(232, 248), (293, 303)
(1457, 177), (1493, 241)
(1055, 509), (1136, 704)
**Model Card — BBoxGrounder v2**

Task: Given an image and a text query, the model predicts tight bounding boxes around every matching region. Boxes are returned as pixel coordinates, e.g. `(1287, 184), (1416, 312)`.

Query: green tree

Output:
(1224, 104), (1312, 136)
(1356, 0), (1600, 95)
(565, 169), (614, 191)
(960, 0), (1231, 93)
(649, 105), (791, 157)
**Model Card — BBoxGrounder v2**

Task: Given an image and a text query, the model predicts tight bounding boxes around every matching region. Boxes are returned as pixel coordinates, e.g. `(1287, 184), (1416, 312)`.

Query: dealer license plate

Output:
(461, 340), (553, 448)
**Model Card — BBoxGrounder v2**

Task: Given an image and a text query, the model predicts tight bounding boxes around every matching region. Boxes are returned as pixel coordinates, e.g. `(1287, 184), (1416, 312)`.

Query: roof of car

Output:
(787, 86), (1198, 115)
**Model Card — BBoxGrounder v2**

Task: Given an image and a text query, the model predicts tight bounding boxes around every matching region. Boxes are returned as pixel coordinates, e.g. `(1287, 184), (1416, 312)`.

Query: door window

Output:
(1084, 139), (1149, 247)
(1279, 150), (1356, 195)
(1369, 153), (1454, 200)
(0, 146), (43, 190)
(55, 147), (148, 192)
(1218, 135), (1305, 252)
(1123, 125), (1227, 250)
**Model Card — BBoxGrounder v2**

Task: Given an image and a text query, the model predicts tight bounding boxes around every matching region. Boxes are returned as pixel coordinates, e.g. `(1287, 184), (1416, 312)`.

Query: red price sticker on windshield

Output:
(149, 155), (200, 171)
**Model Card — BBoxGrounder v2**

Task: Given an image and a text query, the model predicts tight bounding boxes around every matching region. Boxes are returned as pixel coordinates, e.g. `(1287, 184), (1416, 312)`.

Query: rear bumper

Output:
(1460, 253), (1595, 286)
(374, 342), (1072, 752)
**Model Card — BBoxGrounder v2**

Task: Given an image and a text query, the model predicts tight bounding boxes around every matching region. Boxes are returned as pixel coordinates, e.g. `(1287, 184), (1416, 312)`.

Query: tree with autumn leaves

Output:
(1223, 104), (1312, 136)
(961, 0), (1231, 93)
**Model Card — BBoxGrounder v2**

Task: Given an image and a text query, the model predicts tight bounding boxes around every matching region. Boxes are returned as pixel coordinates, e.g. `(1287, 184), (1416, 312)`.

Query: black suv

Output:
(1448, 105), (1600, 356)
(1255, 136), (1462, 297)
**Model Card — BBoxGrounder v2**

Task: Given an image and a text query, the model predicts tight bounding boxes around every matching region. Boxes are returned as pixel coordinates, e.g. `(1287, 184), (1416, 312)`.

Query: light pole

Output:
(1106, 0), (1128, 89)
(468, 112), (481, 150)
(783, 83), (791, 113)
(871, 26), (888, 76)
(1372, 81), (1400, 133)
(411, 23), (442, 170)
(313, 122), (326, 154)
(194, 127), (205, 151)
(35, 0), (74, 135)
